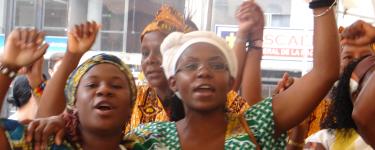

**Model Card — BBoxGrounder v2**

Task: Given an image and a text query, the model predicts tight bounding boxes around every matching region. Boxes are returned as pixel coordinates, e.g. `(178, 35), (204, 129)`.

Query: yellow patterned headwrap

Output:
(65, 53), (137, 110)
(140, 5), (196, 41)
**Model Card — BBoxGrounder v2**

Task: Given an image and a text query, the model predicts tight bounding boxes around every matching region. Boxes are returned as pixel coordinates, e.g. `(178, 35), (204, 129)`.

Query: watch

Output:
(249, 40), (263, 50)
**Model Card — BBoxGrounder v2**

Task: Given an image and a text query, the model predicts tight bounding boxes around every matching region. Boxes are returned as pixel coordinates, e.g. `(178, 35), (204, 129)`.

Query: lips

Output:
(145, 69), (164, 79)
(93, 101), (116, 115)
(193, 84), (216, 97)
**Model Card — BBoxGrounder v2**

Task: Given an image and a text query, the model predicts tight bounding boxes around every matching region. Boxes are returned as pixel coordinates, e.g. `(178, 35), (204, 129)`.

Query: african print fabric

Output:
(125, 97), (286, 150)
(125, 86), (250, 133)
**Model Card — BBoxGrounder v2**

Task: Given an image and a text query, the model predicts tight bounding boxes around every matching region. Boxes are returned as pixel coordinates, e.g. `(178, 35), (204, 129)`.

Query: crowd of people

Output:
(0, 0), (374, 149)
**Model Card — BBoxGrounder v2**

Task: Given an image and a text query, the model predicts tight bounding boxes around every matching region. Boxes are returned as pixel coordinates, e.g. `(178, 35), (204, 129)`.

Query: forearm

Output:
(273, 6), (339, 134)
(241, 50), (262, 105)
(233, 33), (249, 91)
(352, 72), (375, 147)
(0, 75), (13, 111)
(312, 7), (340, 79)
(36, 52), (83, 117)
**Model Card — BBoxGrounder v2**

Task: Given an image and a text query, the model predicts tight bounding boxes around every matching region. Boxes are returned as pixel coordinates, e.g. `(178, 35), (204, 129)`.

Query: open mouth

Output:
(94, 102), (114, 111)
(194, 84), (216, 92)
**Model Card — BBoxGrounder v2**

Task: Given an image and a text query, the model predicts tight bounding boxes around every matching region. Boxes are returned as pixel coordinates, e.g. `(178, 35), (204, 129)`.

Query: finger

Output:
(80, 23), (84, 38)
(55, 129), (64, 145)
(34, 122), (47, 148)
(17, 67), (28, 74)
(27, 29), (37, 43)
(35, 32), (46, 46)
(26, 121), (39, 142)
(20, 28), (29, 44)
(41, 123), (55, 149)
(74, 24), (81, 38)
(83, 21), (90, 38)
(34, 43), (49, 59)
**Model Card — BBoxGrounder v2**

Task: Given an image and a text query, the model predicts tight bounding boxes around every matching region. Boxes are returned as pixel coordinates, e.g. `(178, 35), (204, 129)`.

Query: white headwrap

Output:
(161, 31), (237, 79)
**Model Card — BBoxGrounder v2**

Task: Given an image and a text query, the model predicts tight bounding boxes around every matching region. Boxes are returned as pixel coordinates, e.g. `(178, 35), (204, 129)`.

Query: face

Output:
(169, 43), (234, 112)
(340, 45), (372, 73)
(140, 31), (168, 87)
(75, 63), (131, 134)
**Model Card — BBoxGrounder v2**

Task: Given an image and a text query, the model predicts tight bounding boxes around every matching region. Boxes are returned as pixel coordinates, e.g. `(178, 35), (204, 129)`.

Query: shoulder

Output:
(131, 122), (175, 136)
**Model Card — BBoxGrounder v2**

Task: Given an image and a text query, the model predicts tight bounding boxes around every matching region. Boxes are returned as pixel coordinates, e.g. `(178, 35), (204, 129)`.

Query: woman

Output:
(0, 27), (137, 149)
(7, 56), (46, 122)
(125, 0), (340, 148)
(304, 55), (374, 150)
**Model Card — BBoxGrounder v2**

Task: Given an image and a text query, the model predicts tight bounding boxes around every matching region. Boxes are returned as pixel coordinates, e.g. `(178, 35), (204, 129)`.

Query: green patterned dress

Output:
(125, 97), (287, 150)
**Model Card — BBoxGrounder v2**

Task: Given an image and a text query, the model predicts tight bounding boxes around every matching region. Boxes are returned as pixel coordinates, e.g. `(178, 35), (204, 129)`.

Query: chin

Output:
(148, 79), (165, 87)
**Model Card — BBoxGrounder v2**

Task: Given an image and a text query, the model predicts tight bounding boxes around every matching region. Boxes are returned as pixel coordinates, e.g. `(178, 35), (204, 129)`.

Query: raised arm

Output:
(0, 28), (48, 150)
(352, 71), (375, 147)
(36, 21), (100, 117)
(233, 1), (263, 105)
(343, 20), (375, 147)
(272, 1), (340, 135)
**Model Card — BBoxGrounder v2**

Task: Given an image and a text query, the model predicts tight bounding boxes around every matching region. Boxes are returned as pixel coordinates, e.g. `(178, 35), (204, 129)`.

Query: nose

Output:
(96, 84), (113, 97)
(196, 65), (213, 79)
(144, 54), (161, 66)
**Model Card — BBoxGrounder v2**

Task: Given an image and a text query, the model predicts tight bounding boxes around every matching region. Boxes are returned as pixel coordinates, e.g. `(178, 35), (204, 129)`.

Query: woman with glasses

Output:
(124, 0), (340, 147)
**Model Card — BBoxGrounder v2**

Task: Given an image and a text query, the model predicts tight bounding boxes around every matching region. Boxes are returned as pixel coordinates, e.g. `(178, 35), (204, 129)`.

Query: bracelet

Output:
(32, 80), (46, 98)
(248, 40), (263, 50)
(309, 0), (336, 9)
(0, 62), (18, 79)
(312, 0), (337, 18)
(288, 139), (304, 148)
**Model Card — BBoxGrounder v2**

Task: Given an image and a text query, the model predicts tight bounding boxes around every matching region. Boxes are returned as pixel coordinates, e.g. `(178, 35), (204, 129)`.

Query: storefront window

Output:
(44, 0), (68, 36)
(212, 0), (291, 28)
(14, 0), (35, 27)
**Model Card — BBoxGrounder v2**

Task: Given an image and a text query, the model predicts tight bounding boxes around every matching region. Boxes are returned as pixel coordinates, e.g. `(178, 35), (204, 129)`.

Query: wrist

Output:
(309, 0), (336, 9)
(29, 77), (44, 89)
(32, 80), (46, 98)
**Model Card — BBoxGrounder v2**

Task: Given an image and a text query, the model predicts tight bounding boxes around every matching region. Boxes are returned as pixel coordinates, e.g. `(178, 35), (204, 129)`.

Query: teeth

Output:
(200, 85), (211, 89)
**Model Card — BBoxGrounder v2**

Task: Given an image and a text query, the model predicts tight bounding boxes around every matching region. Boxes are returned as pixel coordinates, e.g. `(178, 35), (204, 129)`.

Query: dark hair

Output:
(48, 52), (64, 70)
(321, 57), (366, 136)
(7, 76), (32, 108)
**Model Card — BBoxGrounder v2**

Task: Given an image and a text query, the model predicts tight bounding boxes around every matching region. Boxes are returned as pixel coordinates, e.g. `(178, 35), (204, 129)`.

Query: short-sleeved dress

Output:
(125, 97), (286, 150)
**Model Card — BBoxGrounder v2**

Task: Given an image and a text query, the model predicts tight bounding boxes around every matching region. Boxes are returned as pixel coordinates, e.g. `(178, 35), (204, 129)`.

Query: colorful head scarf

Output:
(65, 53), (137, 110)
(140, 5), (196, 41)
(161, 31), (238, 79)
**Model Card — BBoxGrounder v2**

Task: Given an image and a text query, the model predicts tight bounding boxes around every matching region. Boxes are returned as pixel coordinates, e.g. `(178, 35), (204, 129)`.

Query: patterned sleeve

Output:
(0, 118), (32, 149)
(124, 122), (178, 150)
(243, 97), (287, 149)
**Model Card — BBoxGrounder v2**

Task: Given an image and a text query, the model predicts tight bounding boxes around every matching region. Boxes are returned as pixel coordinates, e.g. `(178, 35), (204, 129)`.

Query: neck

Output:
(80, 128), (122, 150)
(17, 96), (38, 121)
(154, 85), (174, 101)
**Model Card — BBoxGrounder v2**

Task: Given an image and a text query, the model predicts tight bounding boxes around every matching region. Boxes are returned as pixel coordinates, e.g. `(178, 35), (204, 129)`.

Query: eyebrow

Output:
(82, 75), (127, 81)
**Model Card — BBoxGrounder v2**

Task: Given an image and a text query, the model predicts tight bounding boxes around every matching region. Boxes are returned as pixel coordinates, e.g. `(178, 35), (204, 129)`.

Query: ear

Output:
(168, 76), (178, 92)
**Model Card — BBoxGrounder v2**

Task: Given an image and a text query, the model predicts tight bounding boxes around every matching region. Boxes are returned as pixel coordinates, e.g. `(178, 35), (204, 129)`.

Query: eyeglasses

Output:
(175, 61), (228, 73)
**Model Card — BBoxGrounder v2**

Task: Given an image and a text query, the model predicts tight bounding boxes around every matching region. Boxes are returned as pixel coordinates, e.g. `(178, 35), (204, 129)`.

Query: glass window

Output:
(125, 0), (186, 53)
(14, 0), (35, 27)
(44, 0), (68, 36)
(0, 0), (5, 50)
(212, 0), (291, 28)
